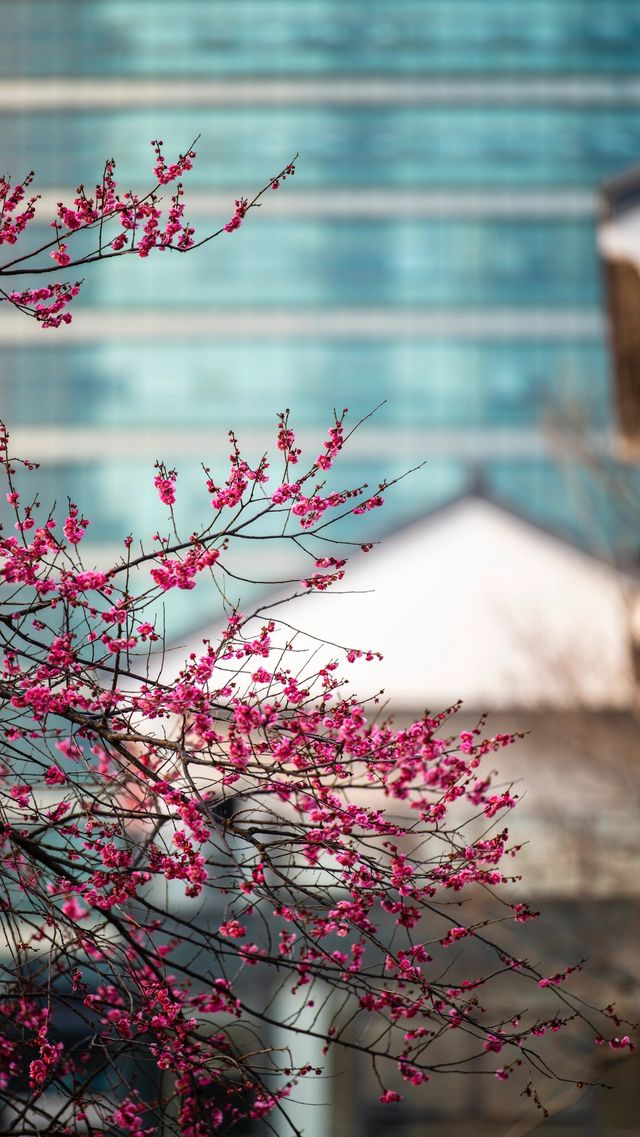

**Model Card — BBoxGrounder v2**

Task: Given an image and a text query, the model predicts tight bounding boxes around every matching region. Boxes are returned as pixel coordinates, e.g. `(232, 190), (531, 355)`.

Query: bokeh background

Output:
(1, 3), (640, 1135)
(3, 0), (640, 627)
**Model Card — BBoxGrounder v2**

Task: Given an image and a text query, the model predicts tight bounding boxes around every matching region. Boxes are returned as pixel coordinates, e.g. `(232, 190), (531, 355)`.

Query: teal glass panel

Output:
(3, 107), (640, 189)
(0, 341), (609, 430)
(16, 218), (600, 310)
(1, 1), (639, 76)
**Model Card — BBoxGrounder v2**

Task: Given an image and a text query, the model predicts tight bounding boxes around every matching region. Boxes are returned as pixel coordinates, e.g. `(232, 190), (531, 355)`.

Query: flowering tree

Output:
(0, 145), (634, 1135)
(0, 136), (295, 328)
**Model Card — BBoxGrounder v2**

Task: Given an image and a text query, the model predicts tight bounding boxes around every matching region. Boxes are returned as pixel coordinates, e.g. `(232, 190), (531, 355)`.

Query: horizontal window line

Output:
(3, 76), (640, 108)
(35, 188), (598, 219)
(0, 308), (605, 344)
(9, 425), (613, 464)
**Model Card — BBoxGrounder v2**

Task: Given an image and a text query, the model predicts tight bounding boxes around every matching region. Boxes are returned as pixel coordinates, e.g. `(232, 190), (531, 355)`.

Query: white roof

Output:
(599, 205), (640, 270)
(180, 497), (637, 711)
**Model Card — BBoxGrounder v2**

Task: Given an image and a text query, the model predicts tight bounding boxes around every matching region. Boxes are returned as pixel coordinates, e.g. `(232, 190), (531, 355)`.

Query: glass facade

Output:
(0, 341), (609, 428)
(4, 108), (640, 188)
(3, 2), (640, 76)
(1, 0), (639, 632)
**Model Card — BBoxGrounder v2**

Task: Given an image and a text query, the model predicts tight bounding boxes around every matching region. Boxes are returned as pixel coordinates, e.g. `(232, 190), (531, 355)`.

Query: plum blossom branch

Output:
(0, 140), (297, 327)
(0, 411), (634, 1133)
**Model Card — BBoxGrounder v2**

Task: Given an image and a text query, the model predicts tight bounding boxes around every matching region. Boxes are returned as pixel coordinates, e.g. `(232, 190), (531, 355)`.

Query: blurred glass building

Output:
(2, 6), (640, 1135)
(2, 0), (640, 636)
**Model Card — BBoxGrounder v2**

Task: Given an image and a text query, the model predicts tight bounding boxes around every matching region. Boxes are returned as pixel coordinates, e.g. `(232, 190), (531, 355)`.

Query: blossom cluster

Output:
(0, 412), (633, 1134)
(0, 142), (297, 327)
(6, 280), (81, 329)
(0, 171), (39, 245)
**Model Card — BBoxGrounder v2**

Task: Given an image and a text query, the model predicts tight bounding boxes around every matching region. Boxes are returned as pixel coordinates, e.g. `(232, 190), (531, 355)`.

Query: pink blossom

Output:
(44, 764), (67, 786)
(63, 502), (89, 544)
(55, 737), (83, 761)
(224, 197), (248, 233)
(10, 784), (31, 807)
(219, 919), (247, 939)
(62, 896), (89, 921)
(50, 243), (71, 267)
(153, 468), (177, 505)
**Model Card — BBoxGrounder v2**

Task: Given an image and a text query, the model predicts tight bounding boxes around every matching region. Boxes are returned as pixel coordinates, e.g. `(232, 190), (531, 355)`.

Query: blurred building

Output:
(3, 3), (640, 1134)
(3, 1), (640, 636)
(180, 489), (640, 1136)
(600, 167), (640, 457)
